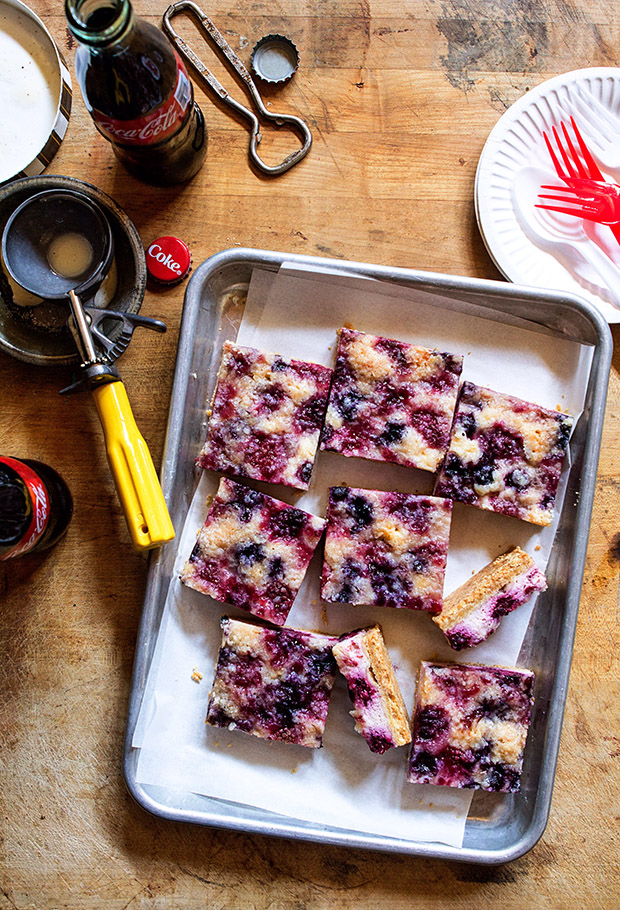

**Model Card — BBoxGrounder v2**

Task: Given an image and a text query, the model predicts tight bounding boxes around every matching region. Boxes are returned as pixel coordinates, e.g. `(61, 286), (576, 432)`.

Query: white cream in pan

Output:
(0, 1), (60, 183)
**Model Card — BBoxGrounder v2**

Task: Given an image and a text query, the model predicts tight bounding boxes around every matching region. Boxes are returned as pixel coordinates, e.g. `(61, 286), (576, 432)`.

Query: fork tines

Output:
(542, 116), (604, 182)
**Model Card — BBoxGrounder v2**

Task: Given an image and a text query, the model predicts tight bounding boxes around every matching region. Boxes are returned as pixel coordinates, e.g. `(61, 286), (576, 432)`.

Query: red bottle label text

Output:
(91, 65), (192, 146)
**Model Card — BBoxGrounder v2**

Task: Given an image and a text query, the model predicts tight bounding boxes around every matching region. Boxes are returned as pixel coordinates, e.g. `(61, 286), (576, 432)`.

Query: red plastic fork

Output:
(537, 177), (620, 225)
(541, 116), (620, 244)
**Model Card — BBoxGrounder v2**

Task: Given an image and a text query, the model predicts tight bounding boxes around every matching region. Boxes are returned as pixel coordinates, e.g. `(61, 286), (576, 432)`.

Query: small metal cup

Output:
(1, 188), (114, 301)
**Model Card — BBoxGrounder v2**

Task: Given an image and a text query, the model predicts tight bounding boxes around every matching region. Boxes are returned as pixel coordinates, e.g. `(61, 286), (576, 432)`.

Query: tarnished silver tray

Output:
(123, 248), (612, 863)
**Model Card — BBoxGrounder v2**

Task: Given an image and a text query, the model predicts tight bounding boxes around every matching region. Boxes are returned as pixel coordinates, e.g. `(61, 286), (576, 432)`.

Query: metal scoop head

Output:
(1, 189), (114, 300)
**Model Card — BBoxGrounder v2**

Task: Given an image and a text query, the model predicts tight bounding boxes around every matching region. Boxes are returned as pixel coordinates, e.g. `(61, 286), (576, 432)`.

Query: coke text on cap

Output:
(146, 235), (191, 284)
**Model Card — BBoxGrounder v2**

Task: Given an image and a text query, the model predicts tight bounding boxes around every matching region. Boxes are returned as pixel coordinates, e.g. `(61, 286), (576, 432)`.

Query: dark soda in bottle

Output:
(0, 457), (73, 560)
(65, 0), (207, 185)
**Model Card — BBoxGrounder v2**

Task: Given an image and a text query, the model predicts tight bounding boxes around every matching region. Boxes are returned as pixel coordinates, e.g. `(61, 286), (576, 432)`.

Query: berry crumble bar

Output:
(332, 625), (411, 754)
(197, 341), (332, 490)
(433, 547), (547, 650)
(321, 486), (452, 614)
(320, 327), (463, 472)
(434, 381), (573, 526)
(206, 616), (338, 748)
(180, 477), (325, 625)
(407, 661), (535, 792)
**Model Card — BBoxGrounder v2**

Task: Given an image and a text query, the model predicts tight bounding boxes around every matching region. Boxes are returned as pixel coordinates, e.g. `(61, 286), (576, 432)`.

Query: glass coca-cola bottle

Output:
(65, 0), (207, 185)
(0, 457), (73, 560)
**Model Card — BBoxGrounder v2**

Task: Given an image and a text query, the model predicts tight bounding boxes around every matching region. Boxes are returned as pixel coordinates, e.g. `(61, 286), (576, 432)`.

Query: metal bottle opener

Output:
(162, 1), (312, 176)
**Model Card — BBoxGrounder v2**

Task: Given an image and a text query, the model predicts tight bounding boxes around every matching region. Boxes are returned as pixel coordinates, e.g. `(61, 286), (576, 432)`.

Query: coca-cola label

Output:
(91, 65), (192, 146)
(148, 243), (181, 274)
(0, 457), (50, 560)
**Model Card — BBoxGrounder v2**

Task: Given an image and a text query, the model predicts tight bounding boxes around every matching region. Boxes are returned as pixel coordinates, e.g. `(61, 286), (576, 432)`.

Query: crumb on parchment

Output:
(191, 667), (203, 683)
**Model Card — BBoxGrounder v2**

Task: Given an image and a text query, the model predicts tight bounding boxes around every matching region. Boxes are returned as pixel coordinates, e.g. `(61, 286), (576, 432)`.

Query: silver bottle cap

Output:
(250, 34), (300, 85)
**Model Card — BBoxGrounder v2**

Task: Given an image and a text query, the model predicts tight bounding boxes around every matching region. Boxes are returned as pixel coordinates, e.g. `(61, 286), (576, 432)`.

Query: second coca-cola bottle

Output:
(65, 0), (207, 185)
(0, 457), (73, 560)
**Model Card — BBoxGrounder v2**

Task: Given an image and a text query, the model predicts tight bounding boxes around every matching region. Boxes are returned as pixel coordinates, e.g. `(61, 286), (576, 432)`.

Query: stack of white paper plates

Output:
(475, 67), (620, 324)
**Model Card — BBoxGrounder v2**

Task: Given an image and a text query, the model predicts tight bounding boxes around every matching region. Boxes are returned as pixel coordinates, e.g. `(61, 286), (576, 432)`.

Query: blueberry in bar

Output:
(206, 616), (338, 748)
(197, 341), (332, 490)
(321, 486), (452, 614)
(320, 327), (463, 472)
(407, 661), (535, 792)
(332, 625), (411, 754)
(434, 381), (573, 526)
(181, 477), (326, 626)
(433, 547), (547, 650)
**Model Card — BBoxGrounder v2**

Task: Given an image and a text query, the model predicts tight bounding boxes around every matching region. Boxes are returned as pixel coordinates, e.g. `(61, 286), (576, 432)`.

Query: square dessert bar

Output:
(434, 381), (573, 526)
(197, 341), (332, 490)
(206, 616), (338, 748)
(407, 661), (535, 792)
(320, 327), (463, 472)
(433, 547), (547, 650)
(321, 486), (452, 614)
(332, 625), (411, 754)
(180, 477), (325, 626)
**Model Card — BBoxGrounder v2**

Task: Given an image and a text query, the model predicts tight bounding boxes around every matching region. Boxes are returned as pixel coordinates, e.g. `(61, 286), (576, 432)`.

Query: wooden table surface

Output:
(2, 1), (619, 906)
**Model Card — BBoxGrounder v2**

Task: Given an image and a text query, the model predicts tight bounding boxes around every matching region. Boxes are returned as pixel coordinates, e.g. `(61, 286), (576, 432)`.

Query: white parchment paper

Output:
(132, 264), (593, 849)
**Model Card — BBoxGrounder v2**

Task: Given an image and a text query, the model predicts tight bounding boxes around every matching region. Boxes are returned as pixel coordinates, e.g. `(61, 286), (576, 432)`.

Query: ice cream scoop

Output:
(1, 188), (174, 551)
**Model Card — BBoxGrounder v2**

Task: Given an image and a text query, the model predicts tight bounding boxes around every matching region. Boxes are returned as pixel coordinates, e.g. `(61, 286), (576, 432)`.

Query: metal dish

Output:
(123, 248), (611, 863)
(0, 0), (72, 185)
(0, 175), (147, 365)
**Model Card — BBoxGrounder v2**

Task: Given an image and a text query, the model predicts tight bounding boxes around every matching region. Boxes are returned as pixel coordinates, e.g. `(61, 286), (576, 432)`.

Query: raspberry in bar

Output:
(180, 477), (325, 626)
(434, 381), (573, 527)
(206, 616), (338, 748)
(332, 625), (411, 754)
(320, 327), (463, 472)
(197, 341), (332, 490)
(407, 661), (535, 792)
(433, 547), (547, 650)
(321, 486), (452, 614)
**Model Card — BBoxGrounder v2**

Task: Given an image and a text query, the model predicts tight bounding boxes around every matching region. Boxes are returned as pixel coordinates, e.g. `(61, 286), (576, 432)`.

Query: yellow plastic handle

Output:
(91, 381), (175, 550)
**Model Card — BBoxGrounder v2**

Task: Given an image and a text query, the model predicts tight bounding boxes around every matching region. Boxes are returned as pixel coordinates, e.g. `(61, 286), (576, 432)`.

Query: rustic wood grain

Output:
(1, 0), (620, 907)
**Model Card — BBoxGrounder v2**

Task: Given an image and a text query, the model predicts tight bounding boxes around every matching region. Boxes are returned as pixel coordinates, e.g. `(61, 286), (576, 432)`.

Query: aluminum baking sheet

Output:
(123, 248), (612, 863)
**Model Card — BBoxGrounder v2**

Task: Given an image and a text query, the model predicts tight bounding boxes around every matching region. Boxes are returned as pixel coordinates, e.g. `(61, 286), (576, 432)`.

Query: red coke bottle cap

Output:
(146, 236), (191, 284)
